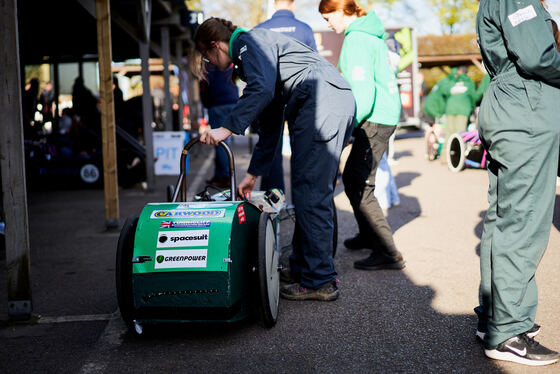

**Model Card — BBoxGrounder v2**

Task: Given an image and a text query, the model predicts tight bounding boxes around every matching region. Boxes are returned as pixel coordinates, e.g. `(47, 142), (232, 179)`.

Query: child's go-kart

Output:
(446, 130), (487, 172)
(425, 125), (488, 173)
(116, 138), (286, 334)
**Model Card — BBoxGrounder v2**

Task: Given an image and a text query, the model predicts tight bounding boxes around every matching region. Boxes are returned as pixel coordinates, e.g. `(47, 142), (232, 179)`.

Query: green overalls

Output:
(476, 0), (560, 348)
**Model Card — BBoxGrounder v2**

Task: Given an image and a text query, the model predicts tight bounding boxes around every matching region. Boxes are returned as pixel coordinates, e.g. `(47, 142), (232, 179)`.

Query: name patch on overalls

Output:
(508, 5), (537, 27)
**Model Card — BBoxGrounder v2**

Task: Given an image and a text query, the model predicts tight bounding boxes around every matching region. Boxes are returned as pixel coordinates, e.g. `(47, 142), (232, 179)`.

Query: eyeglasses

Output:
(202, 57), (210, 63)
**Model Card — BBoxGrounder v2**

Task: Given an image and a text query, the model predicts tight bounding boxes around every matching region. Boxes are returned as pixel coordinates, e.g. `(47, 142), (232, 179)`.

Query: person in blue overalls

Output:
(254, 0), (318, 192)
(193, 18), (356, 301)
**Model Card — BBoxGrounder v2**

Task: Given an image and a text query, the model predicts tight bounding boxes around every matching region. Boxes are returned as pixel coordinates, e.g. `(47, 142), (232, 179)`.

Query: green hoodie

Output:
(444, 73), (475, 116)
(339, 11), (401, 126)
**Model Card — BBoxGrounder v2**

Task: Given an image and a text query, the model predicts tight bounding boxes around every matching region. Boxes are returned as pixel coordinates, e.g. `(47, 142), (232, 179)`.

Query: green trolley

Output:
(116, 139), (283, 333)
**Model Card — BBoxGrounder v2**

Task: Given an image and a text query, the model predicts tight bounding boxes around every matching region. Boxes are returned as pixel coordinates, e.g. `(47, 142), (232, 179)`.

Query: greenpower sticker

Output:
(154, 249), (208, 269)
(150, 209), (226, 219)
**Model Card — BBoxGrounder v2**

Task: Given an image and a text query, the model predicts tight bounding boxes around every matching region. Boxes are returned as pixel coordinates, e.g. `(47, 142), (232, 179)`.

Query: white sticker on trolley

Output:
(154, 249), (208, 269)
(150, 209), (225, 219)
(157, 230), (209, 247)
(175, 203), (233, 209)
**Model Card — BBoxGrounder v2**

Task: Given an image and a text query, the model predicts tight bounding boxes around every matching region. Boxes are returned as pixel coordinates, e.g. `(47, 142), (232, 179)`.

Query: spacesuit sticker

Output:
(508, 5), (537, 27)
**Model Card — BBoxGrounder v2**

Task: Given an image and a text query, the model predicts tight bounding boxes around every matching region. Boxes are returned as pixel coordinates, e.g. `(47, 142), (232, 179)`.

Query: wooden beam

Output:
(418, 54), (482, 68)
(0, 0), (33, 320)
(111, 10), (163, 57)
(95, 0), (119, 229)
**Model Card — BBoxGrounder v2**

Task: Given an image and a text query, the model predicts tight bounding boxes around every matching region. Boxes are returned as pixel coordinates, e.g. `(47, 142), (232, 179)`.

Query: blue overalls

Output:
(222, 28), (356, 288)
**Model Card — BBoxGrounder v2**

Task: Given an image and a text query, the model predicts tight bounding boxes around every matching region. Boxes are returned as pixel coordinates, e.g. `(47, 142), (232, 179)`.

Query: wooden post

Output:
(0, 0), (33, 320)
(95, 0), (119, 229)
(140, 41), (156, 190)
(161, 26), (173, 131)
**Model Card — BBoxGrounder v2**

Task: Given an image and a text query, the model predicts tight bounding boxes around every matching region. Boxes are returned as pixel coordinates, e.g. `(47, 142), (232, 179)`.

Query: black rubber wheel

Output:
(257, 212), (279, 328)
(426, 129), (439, 161)
(116, 216), (138, 328)
(447, 133), (466, 172)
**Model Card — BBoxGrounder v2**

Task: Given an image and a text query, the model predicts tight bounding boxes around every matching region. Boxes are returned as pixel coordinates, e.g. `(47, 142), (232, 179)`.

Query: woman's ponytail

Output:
(318, 0), (367, 18)
(356, 7), (367, 17)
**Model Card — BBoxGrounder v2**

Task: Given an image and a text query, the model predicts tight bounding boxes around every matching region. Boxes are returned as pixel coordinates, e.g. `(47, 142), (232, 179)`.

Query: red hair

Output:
(318, 0), (367, 17)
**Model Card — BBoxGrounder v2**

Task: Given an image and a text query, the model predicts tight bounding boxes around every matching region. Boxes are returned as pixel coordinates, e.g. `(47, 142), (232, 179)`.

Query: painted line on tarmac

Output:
(79, 312), (126, 374)
(38, 312), (119, 324)
(186, 153), (214, 201)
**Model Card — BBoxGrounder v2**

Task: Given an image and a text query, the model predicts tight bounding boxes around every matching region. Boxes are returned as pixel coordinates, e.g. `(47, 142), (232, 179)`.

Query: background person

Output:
(255, 0), (317, 192)
(193, 18), (355, 301)
(319, 0), (405, 271)
(440, 66), (476, 162)
(200, 63), (239, 188)
(475, 0), (560, 366)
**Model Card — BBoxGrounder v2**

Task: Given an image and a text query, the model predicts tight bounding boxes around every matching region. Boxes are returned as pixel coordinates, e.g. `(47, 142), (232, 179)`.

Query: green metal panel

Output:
(132, 202), (241, 273)
(129, 201), (264, 323)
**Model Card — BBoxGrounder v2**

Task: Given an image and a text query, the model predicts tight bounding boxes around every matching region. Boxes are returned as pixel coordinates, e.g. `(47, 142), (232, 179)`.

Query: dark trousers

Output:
(342, 122), (398, 256)
(285, 75), (355, 289)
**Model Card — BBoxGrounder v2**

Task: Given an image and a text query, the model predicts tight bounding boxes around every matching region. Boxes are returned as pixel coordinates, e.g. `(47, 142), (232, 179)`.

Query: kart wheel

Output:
(447, 133), (466, 172)
(116, 216), (138, 328)
(257, 212), (279, 327)
(426, 130), (439, 161)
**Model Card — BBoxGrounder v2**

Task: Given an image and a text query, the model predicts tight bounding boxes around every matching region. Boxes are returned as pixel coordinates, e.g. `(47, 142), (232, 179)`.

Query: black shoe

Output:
(485, 333), (559, 366)
(354, 251), (405, 270)
(343, 235), (373, 250)
(280, 280), (339, 301)
(477, 324), (540, 341)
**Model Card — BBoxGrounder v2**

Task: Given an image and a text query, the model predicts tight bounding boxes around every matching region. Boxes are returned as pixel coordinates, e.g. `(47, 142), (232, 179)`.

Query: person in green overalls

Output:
(475, 0), (560, 366)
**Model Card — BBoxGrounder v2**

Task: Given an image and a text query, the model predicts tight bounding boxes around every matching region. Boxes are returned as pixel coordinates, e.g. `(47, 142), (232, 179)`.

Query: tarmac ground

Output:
(1, 129), (560, 373)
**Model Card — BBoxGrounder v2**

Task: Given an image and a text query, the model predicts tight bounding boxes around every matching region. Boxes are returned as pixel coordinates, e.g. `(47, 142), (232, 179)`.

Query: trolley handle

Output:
(171, 137), (237, 202)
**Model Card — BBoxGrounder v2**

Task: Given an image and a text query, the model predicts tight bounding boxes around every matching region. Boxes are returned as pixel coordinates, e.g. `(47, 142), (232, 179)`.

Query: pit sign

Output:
(153, 131), (188, 175)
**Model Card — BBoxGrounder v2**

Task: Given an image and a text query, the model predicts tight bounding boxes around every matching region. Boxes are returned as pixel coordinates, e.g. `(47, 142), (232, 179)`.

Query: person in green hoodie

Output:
(440, 66), (476, 162)
(319, 0), (405, 270)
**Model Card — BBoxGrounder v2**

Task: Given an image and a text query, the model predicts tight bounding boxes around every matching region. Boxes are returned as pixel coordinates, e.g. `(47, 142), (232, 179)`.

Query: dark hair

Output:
(190, 18), (238, 79)
(318, 0), (367, 17)
(194, 18), (237, 54)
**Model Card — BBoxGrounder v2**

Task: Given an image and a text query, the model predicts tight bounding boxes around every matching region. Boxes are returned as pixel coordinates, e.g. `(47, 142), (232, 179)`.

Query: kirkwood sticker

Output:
(150, 209), (225, 219)
(154, 249), (208, 269)
(157, 230), (209, 248)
